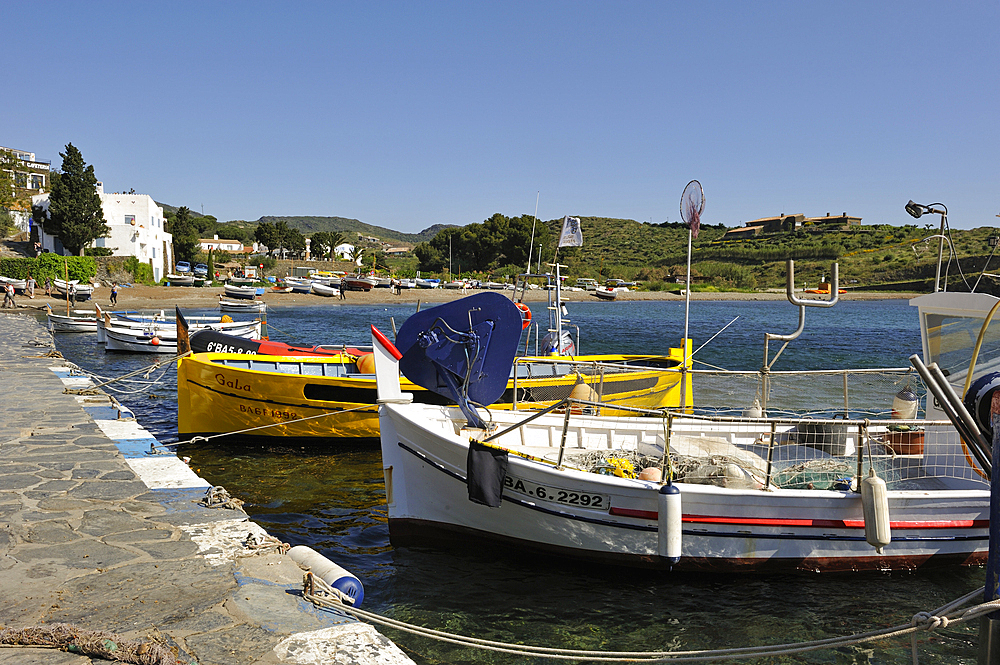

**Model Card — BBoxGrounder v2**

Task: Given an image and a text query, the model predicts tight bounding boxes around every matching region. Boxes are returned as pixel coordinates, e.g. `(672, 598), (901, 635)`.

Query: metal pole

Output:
(682, 228), (692, 410)
(934, 213), (946, 293)
(980, 393), (1000, 664)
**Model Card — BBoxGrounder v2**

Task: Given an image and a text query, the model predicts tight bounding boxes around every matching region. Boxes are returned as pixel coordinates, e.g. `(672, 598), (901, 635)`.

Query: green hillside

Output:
(257, 216), (453, 246)
(540, 216), (1000, 293)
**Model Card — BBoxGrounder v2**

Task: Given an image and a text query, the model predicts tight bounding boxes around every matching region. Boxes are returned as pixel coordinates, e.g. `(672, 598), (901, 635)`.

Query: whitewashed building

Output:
(33, 183), (173, 281)
(334, 242), (356, 260)
(199, 235), (248, 253)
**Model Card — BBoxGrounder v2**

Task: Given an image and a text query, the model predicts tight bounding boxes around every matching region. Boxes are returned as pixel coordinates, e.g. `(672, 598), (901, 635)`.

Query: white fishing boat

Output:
(224, 284), (258, 300)
(0, 276), (27, 293)
(444, 280), (469, 289)
(415, 278), (440, 289)
(167, 273), (196, 286)
(373, 264), (996, 574)
(375, 277), (393, 288)
(219, 297), (266, 313)
(46, 306), (98, 333)
(284, 278), (314, 294)
(105, 319), (261, 353)
(593, 286), (618, 301)
(343, 275), (377, 291)
(398, 278), (417, 289)
(53, 279), (94, 301)
(311, 282), (340, 297)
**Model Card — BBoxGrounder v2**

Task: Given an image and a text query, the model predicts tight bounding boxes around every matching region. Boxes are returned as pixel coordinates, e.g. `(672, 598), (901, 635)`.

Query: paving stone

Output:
(24, 521), (80, 544)
(0, 648), (90, 664)
(161, 607), (235, 633)
(0, 463), (40, 473)
(16, 539), (137, 569)
(103, 528), (174, 544)
(36, 497), (97, 511)
(0, 474), (40, 490)
(71, 468), (101, 479)
(100, 470), (137, 481)
(79, 509), (150, 537)
(130, 539), (201, 559)
(50, 560), (237, 632)
(185, 623), (277, 665)
(37, 462), (77, 471)
(31, 480), (82, 493)
(66, 480), (148, 501)
(36, 468), (69, 479)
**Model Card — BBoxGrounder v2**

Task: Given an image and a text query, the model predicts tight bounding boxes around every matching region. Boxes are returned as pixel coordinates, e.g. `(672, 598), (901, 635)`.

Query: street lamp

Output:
(905, 200), (948, 293)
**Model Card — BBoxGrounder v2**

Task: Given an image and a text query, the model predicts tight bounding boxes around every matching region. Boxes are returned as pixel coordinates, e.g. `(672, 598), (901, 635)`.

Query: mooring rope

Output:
(63, 352), (190, 395)
(303, 576), (997, 663)
(163, 403), (375, 447)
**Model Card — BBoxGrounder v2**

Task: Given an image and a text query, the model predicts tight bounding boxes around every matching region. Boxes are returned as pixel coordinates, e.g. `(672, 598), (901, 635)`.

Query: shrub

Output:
(0, 255), (97, 282)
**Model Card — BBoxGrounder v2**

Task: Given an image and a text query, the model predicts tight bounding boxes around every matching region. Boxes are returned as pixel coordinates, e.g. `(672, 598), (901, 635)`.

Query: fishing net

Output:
(0, 623), (177, 664)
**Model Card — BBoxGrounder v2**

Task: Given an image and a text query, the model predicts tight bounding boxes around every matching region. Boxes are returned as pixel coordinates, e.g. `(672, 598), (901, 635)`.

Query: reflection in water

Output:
(50, 301), (984, 663)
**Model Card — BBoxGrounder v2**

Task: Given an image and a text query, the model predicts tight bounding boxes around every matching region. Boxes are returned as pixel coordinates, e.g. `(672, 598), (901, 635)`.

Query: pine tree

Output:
(45, 144), (108, 255)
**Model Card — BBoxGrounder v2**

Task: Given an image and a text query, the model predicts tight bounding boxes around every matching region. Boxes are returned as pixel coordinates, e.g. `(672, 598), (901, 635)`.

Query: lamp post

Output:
(905, 200), (948, 292)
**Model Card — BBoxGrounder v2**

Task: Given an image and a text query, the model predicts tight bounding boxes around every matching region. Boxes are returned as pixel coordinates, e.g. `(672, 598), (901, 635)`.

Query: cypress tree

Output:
(45, 144), (108, 255)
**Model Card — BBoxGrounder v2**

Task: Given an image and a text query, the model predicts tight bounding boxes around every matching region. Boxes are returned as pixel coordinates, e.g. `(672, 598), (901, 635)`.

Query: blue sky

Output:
(5, 1), (996, 232)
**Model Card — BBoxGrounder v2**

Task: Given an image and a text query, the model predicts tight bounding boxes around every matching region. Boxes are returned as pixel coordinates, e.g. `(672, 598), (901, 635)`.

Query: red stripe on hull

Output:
(608, 508), (988, 531)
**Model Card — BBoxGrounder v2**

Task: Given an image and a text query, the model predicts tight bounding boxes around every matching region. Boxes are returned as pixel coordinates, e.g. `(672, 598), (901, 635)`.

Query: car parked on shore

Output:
(175, 261), (191, 273)
(193, 263), (208, 277)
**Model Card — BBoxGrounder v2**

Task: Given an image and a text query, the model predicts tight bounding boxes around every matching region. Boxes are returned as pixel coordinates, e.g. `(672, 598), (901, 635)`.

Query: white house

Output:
(33, 183), (173, 282)
(334, 243), (356, 260)
(199, 235), (247, 253)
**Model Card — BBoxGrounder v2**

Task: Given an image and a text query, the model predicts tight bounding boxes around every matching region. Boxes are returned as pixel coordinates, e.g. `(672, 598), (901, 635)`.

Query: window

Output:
(95, 238), (105, 247)
(152, 247), (156, 258)
(125, 215), (135, 225)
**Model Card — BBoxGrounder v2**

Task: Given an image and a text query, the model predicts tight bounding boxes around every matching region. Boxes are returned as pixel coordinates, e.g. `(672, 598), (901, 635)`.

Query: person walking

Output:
(2, 282), (15, 308)
(339, 284), (347, 300)
(110, 282), (118, 306)
(26, 274), (35, 299)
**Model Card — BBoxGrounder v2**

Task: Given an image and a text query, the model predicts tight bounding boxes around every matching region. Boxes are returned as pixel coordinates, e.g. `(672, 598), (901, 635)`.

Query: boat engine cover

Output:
(396, 292), (523, 406)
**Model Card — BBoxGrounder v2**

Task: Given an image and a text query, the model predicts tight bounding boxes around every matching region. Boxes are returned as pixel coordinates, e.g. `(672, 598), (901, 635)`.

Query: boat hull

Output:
(176, 351), (689, 439)
(379, 403), (990, 573)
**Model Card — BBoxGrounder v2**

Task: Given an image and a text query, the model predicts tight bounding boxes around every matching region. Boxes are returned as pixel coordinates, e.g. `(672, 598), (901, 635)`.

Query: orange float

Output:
(515, 302), (531, 330)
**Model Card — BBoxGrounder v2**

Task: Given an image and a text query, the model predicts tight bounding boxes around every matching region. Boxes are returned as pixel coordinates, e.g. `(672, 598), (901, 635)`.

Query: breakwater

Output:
(0, 312), (411, 665)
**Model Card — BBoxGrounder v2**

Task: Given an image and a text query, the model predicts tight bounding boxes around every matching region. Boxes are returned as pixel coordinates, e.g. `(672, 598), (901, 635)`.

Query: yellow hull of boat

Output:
(177, 345), (692, 441)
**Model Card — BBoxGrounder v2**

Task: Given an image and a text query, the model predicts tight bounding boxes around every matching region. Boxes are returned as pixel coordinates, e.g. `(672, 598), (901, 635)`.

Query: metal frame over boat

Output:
(372, 266), (996, 573)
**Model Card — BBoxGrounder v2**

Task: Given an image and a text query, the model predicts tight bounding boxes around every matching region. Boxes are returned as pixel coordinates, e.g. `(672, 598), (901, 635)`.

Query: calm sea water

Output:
(52, 298), (985, 664)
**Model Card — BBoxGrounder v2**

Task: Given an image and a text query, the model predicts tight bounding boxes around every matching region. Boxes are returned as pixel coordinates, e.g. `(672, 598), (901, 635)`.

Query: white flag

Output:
(558, 216), (583, 247)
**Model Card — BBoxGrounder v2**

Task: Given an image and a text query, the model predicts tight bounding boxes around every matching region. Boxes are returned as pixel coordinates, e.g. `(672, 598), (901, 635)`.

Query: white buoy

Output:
(288, 545), (364, 606)
(860, 471), (891, 553)
(657, 484), (682, 564)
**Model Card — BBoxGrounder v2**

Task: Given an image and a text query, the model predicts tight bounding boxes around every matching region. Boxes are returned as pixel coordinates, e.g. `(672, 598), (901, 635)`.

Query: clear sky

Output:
(4, 1), (996, 232)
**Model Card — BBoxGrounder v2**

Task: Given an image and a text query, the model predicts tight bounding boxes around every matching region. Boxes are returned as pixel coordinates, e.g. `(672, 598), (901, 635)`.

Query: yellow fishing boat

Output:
(176, 344), (692, 442)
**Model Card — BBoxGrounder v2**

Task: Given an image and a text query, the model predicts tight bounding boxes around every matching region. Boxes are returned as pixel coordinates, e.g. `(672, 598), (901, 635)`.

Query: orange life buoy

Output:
(515, 302), (531, 330)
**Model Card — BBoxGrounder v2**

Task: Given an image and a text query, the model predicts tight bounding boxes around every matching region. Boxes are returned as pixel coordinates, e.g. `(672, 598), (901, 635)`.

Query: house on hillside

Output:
(1, 146), (51, 233)
(33, 183), (173, 281)
(385, 246), (409, 256)
(334, 243), (355, 260)
(199, 235), (252, 254)
(722, 212), (861, 240)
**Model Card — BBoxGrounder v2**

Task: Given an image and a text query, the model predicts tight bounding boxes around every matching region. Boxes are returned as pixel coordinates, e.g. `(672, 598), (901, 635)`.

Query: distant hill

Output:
(257, 216), (455, 246)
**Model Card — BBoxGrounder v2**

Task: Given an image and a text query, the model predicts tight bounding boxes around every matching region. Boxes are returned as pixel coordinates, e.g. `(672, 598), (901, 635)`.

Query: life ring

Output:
(515, 302), (531, 330)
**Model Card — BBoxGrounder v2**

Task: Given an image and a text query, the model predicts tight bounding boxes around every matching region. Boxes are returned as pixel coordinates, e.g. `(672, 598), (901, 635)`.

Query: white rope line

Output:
(171, 403), (376, 446)
(304, 576), (996, 663)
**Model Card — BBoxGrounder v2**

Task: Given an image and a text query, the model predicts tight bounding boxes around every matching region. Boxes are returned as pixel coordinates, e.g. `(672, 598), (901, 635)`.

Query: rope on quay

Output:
(62, 352), (191, 395)
(0, 623), (180, 665)
(303, 576), (998, 664)
(159, 403), (376, 449)
(198, 485), (245, 510)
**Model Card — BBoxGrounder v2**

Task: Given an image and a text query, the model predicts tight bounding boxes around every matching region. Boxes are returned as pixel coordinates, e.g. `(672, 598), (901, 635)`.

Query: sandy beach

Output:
(5, 283), (921, 313)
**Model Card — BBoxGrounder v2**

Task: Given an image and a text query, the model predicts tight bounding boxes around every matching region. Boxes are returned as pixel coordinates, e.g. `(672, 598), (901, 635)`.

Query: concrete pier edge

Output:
(0, 312), (414, 665)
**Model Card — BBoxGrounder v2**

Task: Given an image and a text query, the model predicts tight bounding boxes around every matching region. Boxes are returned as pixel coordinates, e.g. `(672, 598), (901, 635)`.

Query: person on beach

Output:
(110, 282), (118, 306)
(26, 274), (35, 299)
(340, 285), (347, 300)
(2, 282), (15, 308)
(44, 277), (51, 297)
(69, 283), (76, 301)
